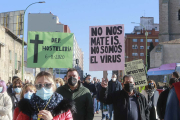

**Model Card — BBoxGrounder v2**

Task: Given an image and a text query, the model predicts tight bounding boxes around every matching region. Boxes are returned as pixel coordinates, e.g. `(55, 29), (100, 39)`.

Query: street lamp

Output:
(22, 1), (45, 81)
(131, 22), (148, 73)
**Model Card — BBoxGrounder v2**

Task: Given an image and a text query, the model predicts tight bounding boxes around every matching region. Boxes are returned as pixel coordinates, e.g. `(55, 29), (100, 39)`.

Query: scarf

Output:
(146, 89), (155, 109)
(30, 92), (63, 120)
(146, 89), (155, 98)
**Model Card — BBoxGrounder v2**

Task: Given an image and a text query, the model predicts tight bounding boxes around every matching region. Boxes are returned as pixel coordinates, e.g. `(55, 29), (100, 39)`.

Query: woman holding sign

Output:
(141, 80), (159, 120)
(15, 71), (75, 120)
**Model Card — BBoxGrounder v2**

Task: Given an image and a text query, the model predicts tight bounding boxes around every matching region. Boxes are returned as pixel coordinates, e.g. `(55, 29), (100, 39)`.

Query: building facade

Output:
(28, 12), (84, 79)
(125, 28), (159, 65)
(159, 0), (180, 42)
(150, 0), (180, 68)
(0, 25), (31, 83)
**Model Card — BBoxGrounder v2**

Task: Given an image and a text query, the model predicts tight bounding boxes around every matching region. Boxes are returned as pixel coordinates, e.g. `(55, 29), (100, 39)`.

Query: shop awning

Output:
(147, 63), (176, 76)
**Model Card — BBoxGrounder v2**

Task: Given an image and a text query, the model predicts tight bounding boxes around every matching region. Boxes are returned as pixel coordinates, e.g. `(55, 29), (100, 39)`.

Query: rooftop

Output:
(160, 39), (180, 44)
(4, 27), (27, 45)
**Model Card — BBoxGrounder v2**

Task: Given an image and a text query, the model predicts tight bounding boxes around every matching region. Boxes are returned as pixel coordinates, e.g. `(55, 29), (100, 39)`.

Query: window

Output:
(140, 46), (144, 49)
(147, 46), (150, 49)
(155, 27), (157, 30)
(140, 53), (144, 56)
(147, 39), (152, 42)
(132, 45), (138, 49)
(155, 39), (159, 42)
(140, 39), (143, 42)
(9, 50), (11, 63)
(15, 53), (17, 69)
(137, 32), (141, 35)
(132, 53), (138, 56)
(149, 32), (151, 35)
(132, 39), (137, 42)
(178, 10), (180, 20)
(0, 45), (1, 58)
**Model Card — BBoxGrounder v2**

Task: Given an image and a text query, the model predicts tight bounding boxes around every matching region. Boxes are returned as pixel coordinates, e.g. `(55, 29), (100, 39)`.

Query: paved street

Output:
(93, 111), (102, 120)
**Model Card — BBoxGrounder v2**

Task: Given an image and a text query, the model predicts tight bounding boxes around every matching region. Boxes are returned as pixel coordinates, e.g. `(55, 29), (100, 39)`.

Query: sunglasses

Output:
(35, 83), (52, 90)
(148, 83), (154, 85)
(14, 86), (21, 88)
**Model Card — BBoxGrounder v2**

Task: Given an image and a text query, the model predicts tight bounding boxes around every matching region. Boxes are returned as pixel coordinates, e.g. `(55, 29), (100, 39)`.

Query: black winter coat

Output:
(99, 87), (149, 120)
(108, 80), (122, 94)
(83, 82), (97, 97)
(157, 88), (170, 119)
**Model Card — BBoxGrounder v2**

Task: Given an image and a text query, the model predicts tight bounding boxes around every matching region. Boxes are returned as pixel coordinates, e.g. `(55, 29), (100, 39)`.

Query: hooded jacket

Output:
(100, 87), (149, 120)
(164, 82), (180, 120)
(13, 98), (75, 120)
(0, 92), (12, 120)
(56, 81), (94, 120)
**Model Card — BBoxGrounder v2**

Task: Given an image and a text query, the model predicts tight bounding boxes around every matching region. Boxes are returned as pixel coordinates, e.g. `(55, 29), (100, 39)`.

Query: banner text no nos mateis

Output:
(89, 25), (124, 71)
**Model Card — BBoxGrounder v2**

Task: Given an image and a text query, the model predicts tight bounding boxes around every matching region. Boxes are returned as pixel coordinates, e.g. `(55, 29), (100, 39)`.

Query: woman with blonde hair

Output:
(141, 80), (159, 120)
(13, 84), (36, 120)
(55, 78), (65, 88)
(0, 80), (12, 120)
(15, 71), (74, 120)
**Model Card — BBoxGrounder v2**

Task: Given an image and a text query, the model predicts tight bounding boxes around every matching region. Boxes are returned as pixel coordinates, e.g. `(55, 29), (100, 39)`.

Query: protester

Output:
(157, 78), (179, 120)
(9, 78), (23, 110)
(108, 74), (122, 120)
(64, 75), (67, 84)
(7, 76), (19, 96)
(13, 84), (36, 120)
(55, 78), (65, 88)
(141, 80), (159, 120)
(83, 75), (96, 98)
(56, 68), (94, 120)
(97, 78), (109, 120)
(172, 71), (180, 81)
(0, 80), (12, 120)
(15, 71), (74, 120)
(91, 80), (94, 84)
(100, 75), (149, 120)
(83, 75), (97, 114)
(93, 77), (101, 114)
(164, 81), (180, 120)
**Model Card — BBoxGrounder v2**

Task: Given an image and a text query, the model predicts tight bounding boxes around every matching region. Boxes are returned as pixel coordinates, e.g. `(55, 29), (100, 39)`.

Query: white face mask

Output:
(112, 78), (116, 81)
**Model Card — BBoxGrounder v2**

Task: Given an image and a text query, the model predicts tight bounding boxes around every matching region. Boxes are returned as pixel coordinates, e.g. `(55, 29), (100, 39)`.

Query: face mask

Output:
(14, 88), (21, 93)
(85, 79), (90, 84)
(24, 92), (33, 99)
(112, 78), (116, 81)
(124, 83), (134, 92)
(56, 83), (60, 88)
(68, 77), (78, 86)
(36, 87), (53, 100)
(0, 87), (3, 93)
(148, 85), (154, 89)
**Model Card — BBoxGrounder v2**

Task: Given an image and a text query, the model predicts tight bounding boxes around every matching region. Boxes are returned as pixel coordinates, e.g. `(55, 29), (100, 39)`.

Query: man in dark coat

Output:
(108, 74), (122, 120)
(157, 78), (179, 120)
(56, 68), (94, 120)
(100, 75), (149, 120)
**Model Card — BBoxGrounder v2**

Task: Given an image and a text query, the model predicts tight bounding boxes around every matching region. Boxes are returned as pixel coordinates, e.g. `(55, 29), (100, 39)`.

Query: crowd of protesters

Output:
(0, 69), (179, 120)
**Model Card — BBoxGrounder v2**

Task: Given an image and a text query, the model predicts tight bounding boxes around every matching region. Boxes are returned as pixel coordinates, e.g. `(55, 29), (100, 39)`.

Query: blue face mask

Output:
(24, 92), (33, 99)
(0, 87), (3, 93)
(36, 87), (53, 100)
(14, 88), (21, 93)
(56, 83), (60, 88)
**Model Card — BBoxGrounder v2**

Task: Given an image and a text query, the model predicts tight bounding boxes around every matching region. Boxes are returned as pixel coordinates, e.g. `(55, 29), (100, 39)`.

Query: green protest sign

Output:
(125, 59), (148, 87)
(27, 31), (74, 68)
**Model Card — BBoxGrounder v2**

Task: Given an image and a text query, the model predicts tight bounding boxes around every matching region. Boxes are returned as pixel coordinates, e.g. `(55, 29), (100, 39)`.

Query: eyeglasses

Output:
(35, 83), (52, 90)
(14, 86), (21, 88)
(148, 83), (154, 85)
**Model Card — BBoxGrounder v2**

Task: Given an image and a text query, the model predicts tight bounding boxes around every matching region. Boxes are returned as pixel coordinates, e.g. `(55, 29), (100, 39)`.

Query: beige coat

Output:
(0, 92), (12, 120)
